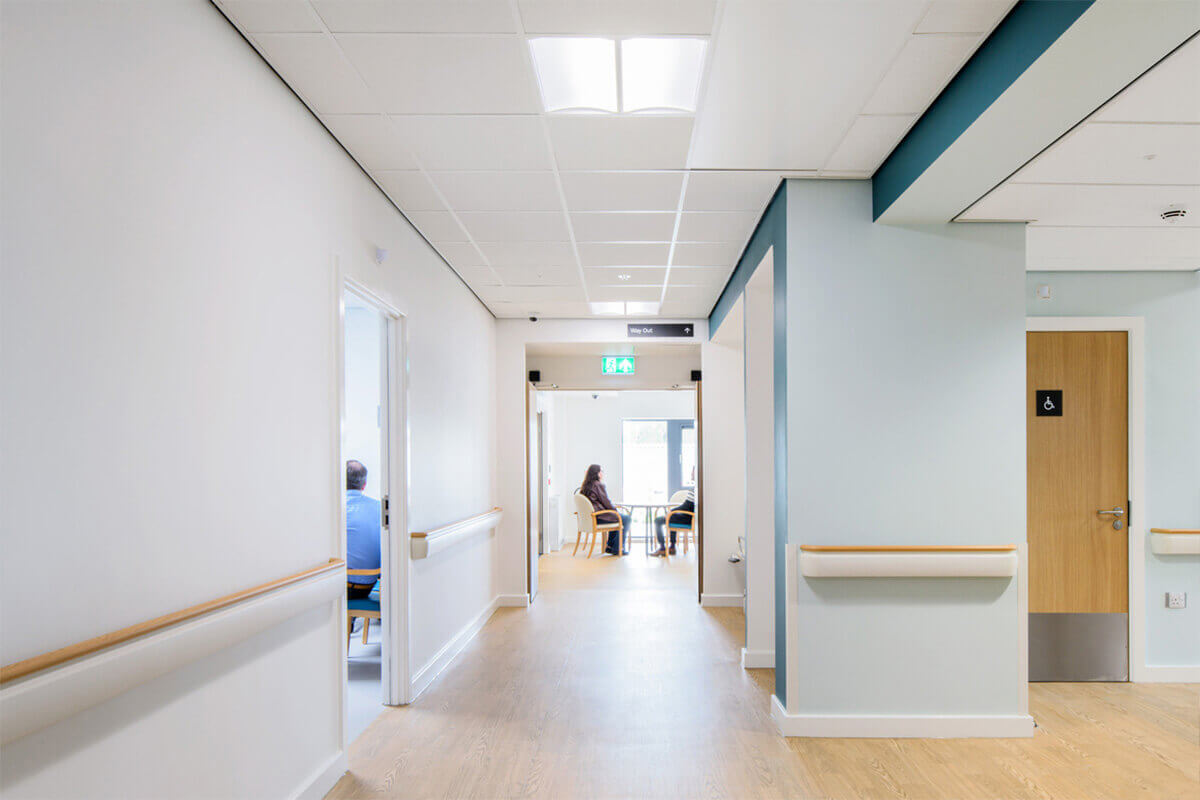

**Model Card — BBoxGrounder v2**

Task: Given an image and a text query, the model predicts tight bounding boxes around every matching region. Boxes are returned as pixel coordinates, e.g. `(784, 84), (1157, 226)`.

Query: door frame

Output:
(1026, 316), (1146, 682)
(337, 269), (413, 726)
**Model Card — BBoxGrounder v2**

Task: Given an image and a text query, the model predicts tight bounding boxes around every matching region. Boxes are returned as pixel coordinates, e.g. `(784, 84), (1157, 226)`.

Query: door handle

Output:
(1097, 506), (1125, 531)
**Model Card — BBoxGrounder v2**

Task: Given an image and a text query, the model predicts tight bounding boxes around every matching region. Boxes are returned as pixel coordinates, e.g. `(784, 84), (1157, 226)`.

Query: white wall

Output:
(548, 390), (696, 543)
(783, 180), (1027, 722)
(744, 252), (776, 658)
(0, 2), (495, 797)
(1027, 271), (1200, 671)
(495, 319), (706, 599)
(700, 300), (747, 605)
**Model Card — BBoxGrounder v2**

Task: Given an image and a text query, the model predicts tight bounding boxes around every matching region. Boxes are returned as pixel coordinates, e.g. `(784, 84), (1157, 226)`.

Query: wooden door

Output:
(1027, 331), (1128, 614)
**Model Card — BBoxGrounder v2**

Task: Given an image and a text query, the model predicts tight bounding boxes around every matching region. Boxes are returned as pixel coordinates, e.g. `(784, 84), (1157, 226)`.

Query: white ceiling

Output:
(959, 35), (1200, 272)
(215, 0), (1014, 316)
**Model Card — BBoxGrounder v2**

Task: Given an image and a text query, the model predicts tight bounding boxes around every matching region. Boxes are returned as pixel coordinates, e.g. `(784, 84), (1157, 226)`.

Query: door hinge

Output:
(382, 495), (390, 528)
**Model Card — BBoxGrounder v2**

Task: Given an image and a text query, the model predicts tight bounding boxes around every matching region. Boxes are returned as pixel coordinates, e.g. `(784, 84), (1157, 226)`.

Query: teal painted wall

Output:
(1027, 271), (1200, 667)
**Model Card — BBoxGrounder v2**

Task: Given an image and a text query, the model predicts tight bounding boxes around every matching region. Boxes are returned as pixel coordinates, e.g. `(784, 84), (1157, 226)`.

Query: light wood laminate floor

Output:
(329, 550), (1199, 800)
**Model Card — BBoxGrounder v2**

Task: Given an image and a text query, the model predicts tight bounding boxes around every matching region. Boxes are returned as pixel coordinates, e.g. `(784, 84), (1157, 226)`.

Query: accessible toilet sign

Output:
(1036, 389), (1063, 417)
(601, 356), (636, 375)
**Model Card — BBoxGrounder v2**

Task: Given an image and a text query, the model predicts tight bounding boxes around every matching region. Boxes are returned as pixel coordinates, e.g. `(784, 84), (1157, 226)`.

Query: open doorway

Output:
(340, 282), (409, 742)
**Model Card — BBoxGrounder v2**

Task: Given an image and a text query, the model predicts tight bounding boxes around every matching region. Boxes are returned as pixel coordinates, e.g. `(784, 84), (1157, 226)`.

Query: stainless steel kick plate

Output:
(1029, 613), (1128, 682)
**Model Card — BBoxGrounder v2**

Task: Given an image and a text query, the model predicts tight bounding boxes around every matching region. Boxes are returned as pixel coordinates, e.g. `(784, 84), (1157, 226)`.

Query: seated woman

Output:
(579, 464), (631, 556)
(652, 487), (695, 556)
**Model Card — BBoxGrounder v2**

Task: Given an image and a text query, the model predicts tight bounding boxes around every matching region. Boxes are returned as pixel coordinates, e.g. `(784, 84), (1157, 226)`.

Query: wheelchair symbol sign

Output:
(1036, 390), (1063, 417)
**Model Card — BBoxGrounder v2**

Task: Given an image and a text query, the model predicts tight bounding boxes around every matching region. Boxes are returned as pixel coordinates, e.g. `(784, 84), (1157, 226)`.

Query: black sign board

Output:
(627, 323), (694, 338)
(1036, 390), (1063, 417)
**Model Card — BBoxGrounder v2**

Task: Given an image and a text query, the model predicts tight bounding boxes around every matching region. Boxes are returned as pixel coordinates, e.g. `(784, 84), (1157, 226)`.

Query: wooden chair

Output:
(347, 567), (381, 653)
(665, 490), (697, 554)
(572, 493), (624, 557)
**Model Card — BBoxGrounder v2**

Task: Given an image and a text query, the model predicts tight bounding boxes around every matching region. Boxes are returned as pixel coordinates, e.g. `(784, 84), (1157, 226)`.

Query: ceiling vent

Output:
(1160, 205), (1188, 223)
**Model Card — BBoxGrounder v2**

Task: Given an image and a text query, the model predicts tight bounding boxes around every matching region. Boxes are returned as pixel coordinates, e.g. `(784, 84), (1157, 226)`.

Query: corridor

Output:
(329, 552), (1198, 800)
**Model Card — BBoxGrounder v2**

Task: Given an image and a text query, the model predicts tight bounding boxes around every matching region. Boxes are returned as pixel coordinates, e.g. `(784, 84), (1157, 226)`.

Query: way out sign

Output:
(601, 356), (635, 375)
(1036, 390), (1063, 417)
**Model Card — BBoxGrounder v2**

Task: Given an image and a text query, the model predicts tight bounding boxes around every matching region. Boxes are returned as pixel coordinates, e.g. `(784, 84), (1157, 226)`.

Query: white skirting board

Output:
(0, 567), (343, 746)
(496, 594), (531, 607)
(1138, 665), (1200, 683)
(700, 593), (744, 607)
(771, 695), (1035, 738)
(291, 751), (348, 800)
(741, 648), (774, 669)
(410, 596), (501, 700)
(1149, 532), (1200, 555)
(799, 550), (1017, 578)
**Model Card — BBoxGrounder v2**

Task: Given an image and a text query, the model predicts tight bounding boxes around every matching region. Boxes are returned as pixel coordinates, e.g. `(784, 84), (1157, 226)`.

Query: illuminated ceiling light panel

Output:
(529, 37), (618, 113)
(624, 301), (661, 315)
(589, 301), (625, 315)
(620, 38), (707, 113)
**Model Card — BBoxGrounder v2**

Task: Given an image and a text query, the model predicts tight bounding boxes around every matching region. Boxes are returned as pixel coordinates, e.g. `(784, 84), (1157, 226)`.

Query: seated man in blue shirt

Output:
(346, 460), (381, 600)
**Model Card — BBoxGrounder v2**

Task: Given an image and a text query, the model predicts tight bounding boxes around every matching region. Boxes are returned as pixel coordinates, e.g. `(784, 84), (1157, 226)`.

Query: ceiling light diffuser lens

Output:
(620, 38), (707, 113)
(624, 301), (661, 315)
(589, 302), (625, 315)
(529, 38), (618, 113)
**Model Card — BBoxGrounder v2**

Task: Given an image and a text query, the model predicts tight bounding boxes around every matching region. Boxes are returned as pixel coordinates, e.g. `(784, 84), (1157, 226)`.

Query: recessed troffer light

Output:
(529, 37), (618, 113)
(589, 301), (660, 316)
(620, 38), (707, 113)
(590, 302), (625, 315)
(625, 301), (661, 315)
(529, 37), (706, 114)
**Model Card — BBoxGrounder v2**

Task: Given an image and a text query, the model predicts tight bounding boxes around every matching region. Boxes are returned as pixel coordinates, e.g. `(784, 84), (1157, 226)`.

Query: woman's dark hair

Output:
(580, 464), (602, 492)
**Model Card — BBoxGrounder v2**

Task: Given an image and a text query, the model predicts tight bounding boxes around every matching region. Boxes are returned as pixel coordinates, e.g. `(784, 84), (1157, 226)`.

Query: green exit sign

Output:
(601, 356), (635, 375)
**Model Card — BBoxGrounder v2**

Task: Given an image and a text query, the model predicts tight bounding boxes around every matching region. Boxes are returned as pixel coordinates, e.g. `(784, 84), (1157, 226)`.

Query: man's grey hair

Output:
(346, 460), (367, 491)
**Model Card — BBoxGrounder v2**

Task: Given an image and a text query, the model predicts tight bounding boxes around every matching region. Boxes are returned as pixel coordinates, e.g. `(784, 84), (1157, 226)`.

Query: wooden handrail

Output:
(411, 507), (502, 539)
(1, 558), (345, 685)
(1150, 528), (1200, 534)
(799, 545), (1016, 552)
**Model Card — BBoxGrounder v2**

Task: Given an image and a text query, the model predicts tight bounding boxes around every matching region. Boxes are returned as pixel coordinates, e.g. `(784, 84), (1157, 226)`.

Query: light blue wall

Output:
(785, 180), (1027, 715)
(1027, 271), (1200, 667)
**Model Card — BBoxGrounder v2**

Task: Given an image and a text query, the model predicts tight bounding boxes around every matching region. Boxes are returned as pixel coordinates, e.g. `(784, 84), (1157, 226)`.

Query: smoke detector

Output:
(1160, 204), (1188, 223)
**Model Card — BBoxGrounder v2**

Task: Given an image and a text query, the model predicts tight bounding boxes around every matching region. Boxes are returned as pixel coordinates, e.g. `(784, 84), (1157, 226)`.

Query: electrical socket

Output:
(1166, 592), (1187, 609)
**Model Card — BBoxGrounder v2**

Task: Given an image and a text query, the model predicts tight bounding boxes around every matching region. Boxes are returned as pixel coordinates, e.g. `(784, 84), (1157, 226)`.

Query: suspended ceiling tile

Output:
(406, 210), (469, 241)
(375, 171), (444, 210)
(478, 285), (586, 304)
(1026, 226), (1200, 271)
(477, 241), (576, 266)
(1016, 122), (1200, 185)
(577, 242), (670, 267)
(433, 242), (488, 267)
(676, 211), (757, 243)
(491, 265), (580, 285)
(217, 0), (324, 32)
(457, 211), (570, 242)
(661, 284), (722, 307)
(1094, 36), (1200, 124)
(683, 171), (780, 211)
(667, 266), (729, 287)
(672, 241), (742, 267)
(337, 34), (539, 114)
(517, 0), (717, 35)
(862, 34), (980, 115)
(823, 114), (915, 172)
(560, 171), (685, 212)
(547, 116), (693, 170)
(589, 286), (663, 303)
(571, 212), (677, 242)
(584, 266), (668, 287)
(311, 0), (516, 33)
(254, 35), (376, 113)
(320, 114), (418, 169)
(430, 171), (563, 211)
(454, 265), (503, 286)
(915, 0), (1014, 34)
(389, 115), (553, 170)
(960, 183), (1200, 227)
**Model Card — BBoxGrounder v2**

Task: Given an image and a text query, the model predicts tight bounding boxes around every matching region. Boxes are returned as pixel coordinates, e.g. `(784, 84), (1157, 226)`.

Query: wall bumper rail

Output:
(0, 559), (345, 745)
(799, 546), (1018, 578)
(1149, 529), (1200, 555)
(411, 507), (502, 559)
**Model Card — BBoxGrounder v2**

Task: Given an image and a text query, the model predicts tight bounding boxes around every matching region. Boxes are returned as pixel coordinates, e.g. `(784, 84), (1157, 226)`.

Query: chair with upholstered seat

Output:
(665, 490), (697, 554)
(347, 567), (381, 653)
(572, 492), (624, 557)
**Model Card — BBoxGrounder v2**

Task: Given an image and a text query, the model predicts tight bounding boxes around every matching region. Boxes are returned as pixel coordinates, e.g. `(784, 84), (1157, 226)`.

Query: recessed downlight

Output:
(617, 273), (632, 281)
